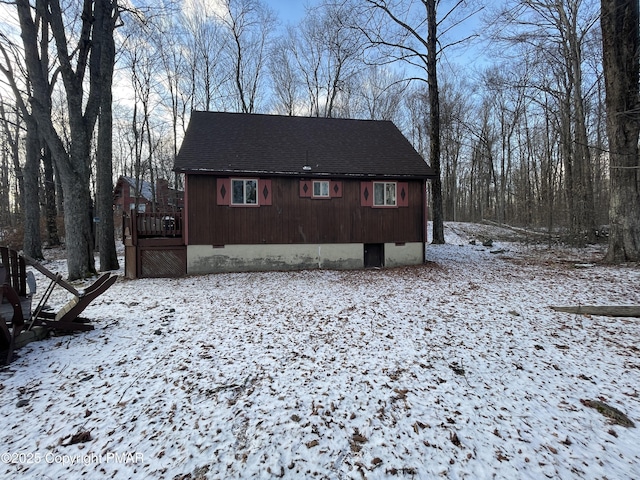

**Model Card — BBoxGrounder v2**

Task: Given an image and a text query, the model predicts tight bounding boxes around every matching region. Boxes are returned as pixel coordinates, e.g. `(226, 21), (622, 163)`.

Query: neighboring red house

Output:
(113, 176), (183, 214)
(172, 111), (435, 274)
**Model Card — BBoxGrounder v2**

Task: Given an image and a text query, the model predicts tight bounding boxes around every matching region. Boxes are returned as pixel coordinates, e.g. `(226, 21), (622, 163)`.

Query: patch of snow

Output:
(1, 223), (639, 479)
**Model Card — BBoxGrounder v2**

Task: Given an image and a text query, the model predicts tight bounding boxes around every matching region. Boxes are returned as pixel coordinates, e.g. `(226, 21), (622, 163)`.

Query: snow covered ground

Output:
(1, 222), (639, 479)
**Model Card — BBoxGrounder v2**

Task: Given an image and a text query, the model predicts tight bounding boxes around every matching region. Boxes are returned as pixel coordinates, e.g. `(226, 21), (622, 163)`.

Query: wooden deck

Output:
(123, 211), (186, 279)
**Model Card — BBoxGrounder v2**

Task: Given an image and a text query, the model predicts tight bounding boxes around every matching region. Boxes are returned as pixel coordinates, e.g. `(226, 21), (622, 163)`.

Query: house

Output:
(172, 111), (435, 274)
(113, 176), (183, 214)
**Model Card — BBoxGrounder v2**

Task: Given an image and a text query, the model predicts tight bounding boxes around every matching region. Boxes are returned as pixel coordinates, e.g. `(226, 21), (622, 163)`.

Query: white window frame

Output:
(312, 180), (330, 198)
(231, 179), (258, 205)
(373, 182), (397, 206)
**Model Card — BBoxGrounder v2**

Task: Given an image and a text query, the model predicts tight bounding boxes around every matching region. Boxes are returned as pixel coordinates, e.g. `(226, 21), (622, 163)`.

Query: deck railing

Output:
(124, 210), (183, 239)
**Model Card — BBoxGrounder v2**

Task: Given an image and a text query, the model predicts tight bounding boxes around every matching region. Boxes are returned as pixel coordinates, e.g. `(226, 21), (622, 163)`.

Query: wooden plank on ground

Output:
(550, 306), (640, 317)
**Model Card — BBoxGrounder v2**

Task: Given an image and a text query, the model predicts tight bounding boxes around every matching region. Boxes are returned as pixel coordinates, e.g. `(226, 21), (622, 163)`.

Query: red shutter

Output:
(299, 180), (312, 198)
(217, 178), (230, 205)
(398, 182), (409, 207)
(259, 179), (272, 205)
(330, 181), (343, 198)
(360, 181), (373, 207)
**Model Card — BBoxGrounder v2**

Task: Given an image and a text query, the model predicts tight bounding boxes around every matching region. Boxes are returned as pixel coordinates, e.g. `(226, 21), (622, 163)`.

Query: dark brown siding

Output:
(186, 175), (424, 245)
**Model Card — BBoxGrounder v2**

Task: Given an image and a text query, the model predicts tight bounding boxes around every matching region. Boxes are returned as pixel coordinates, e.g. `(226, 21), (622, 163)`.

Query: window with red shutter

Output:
(301, 179), (342, 199)
(361, 181), (408, 208)
(219, 178), (272, 206)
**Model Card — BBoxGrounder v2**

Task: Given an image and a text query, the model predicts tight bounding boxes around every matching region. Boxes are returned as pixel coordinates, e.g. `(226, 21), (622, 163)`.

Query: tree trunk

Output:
(39, 9), (59, 248)
(601, 0), (640, 262)
(54, 162), (63, 215)
(0, 132), (9, 226)
(427, 0), (444, 244)
(96, 98), (119, 270)
(0, 103), (24, 216)
(22, 120), (43, 259)
(42, 143), (60, 247)
(58, 139), (96, 279)
(95, 0), (119, 271)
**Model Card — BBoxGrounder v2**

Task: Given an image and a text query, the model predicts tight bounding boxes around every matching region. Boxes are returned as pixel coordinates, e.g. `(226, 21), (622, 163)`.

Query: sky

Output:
(271, 0), (310, 24)
(267, 0), (488, 69)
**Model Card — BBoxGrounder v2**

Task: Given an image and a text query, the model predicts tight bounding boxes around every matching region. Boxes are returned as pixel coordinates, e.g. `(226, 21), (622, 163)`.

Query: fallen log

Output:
(550, 305), (640, 317)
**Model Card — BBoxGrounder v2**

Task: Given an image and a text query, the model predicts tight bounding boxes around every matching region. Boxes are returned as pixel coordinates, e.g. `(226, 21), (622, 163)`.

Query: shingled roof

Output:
(119, 176), (153, 201)
(174, 111), (435, 179)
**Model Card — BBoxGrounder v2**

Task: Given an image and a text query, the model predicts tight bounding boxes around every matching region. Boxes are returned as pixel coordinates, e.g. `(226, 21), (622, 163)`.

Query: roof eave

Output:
(174, 168), (435, 180)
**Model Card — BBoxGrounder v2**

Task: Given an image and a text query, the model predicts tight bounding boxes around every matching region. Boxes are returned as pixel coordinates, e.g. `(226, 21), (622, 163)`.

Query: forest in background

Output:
(0, 0), (638, 278)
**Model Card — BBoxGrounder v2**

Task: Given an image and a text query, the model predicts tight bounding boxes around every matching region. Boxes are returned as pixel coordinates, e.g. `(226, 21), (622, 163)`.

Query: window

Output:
(130, 203), (146, 213)
(361, 181), (408, 207)
(218, 178), (271, 206)
(374, 182), (396, 206)
(300, 180), (342, 199)
(313, 181), (330, 198)
(232, 179), (257, 205)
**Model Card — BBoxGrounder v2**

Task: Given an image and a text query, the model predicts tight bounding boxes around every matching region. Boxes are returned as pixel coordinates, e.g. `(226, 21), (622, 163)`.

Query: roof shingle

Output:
(174, 111), (435, 179)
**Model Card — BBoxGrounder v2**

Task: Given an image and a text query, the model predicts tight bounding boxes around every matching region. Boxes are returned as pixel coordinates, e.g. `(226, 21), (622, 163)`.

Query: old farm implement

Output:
(0, 246), (117, 364)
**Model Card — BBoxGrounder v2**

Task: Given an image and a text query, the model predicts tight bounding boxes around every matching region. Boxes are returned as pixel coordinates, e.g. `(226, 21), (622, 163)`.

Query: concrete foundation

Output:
(384, 242), (424, 267)
(187, 242), (424, 274)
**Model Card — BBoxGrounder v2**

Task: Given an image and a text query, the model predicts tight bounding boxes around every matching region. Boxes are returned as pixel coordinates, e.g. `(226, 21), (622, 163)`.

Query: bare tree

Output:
(0, 10), (45, 258)
(362, 0), (480, 244)
(438, 73), (471, 222)
(469, 99), (498, 223)
(287, 21), (323, 116)
(16, 0), (120, 279)
(354, 65), (408, 122)
(123, 26), (156, 213)
(153, 12), (192, 190)
(180, 0), (228, 112)
(601, 0), (640, 261)
(217, 0), (276, 113)
(287, 1), (364, 117)
(21, 113), (42, 257)
(481, 65), (529, 225)
(490, 0), (600, 242)
(0, 99), (14, 229)
(95, 0), (120, 271)
(268, 35), (301, 116)
(0, 97), (23, 228)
